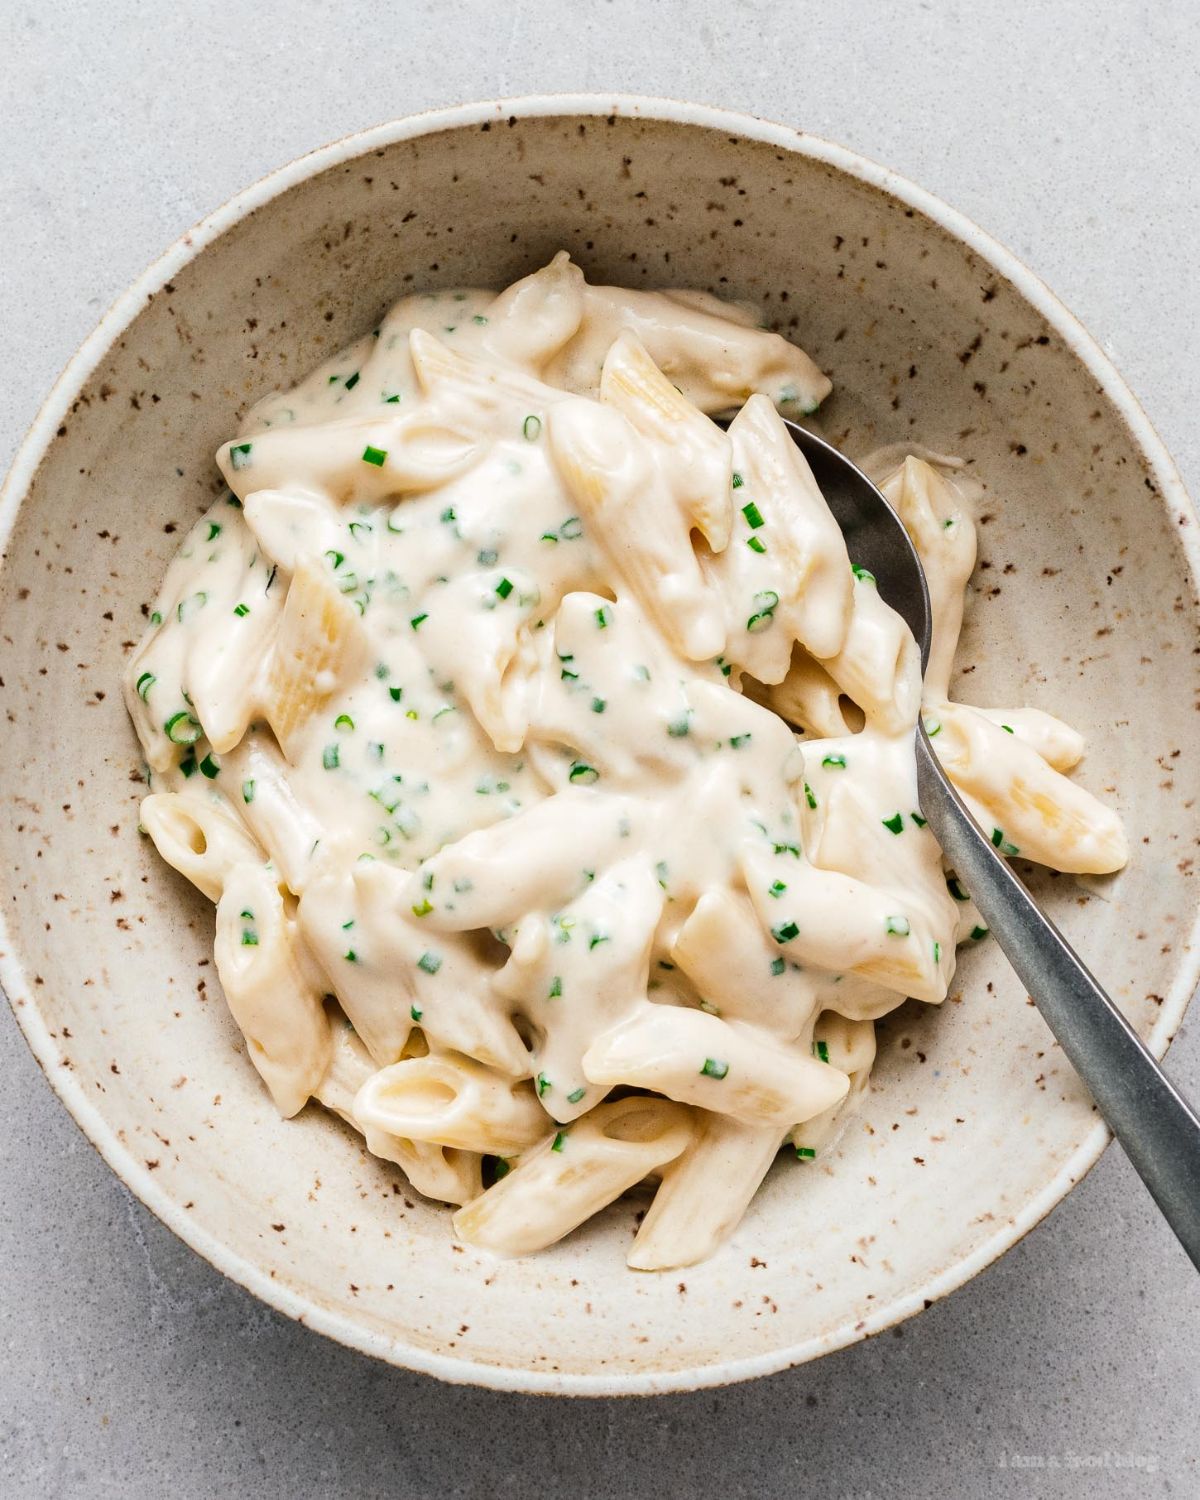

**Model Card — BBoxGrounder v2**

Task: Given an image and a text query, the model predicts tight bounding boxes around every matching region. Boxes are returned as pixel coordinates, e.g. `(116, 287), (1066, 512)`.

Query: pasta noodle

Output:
(124, 253), (1127, 1268)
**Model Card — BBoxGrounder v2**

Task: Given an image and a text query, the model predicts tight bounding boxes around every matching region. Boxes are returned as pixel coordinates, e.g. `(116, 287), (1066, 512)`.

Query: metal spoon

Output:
(780, 418), (1200, 1271)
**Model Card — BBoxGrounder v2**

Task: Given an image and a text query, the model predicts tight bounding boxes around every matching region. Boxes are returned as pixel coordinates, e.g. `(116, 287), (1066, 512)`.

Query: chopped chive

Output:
(199, 752), (220, 779)
(991, 827), (1020, 855)
(567, 1087), (586, 1104)
(770, 957), (786, 976)
(177, 591), (208, 623)
(730, 732), (752, 749)
(410, 613), (428, 630)
(344, 371), (360, 390)
(885, 915), (911, 937)
(560, 516), (583, 539)
(536, 1072), (551, 1098)
(700, 1057), (729, 1080)
(233, 602), (250, 617)
(590, 696), (606, 714)
(495, 576), (514, 599)
(815, 1039), (831, 1063)
(344, 950), (359, 964)
(411, 899), (434, 918)
(588, 933), (610, 950)
(440, 506), (457, 524)
(933, 940), (942, 964)
(747, 610), (774, 633)
(164, 711), (201, 745)
(947, 876), (970, 902)
(746, 536), (767, 553)
(206, 522), (222, 541)
(731, 471), (744, 488)
(594, 605), (611, 629)
(772, 920), (800, 944)
(772, 841), (801, 858)
(388, 686), (403, 702)
(242, 779), (255, 803)
(1001, 723), (1014, 734)
(560, 667), (579, 681)
(539, 530), (559, 543)
(229, 442), (252, 470)
(522, 414), (542, 440)
(667, 713), (691, 738)
(384, 392), (401, 403)
(924, 718), (942, 737)
(417, 951), (442, 975)
(410, 1004), (423, 1022)
(716, 657), (732, 677)
(322, 744), (340, 770)
(325, 549), (345, 570)
(882, 812), (904, 835)
(179, 750), (197, 778)
(150, 611), (163, 625)
(769, 879), (788, 898)
(548, 976), (562, 999)
(655, 860), (669, 888)
(136, 671), (156, 700)
(551, 1130), (565, 1152)
(971, 925), (990, 941)
(361, 445), (387, 466)
(632, 664), (651, 681)
(741, 501), (765, 529)
(241, 930), (258, 946)
(472, 314), (488, 325)
(795, 1146), (816, 1160)
(334, 714), (355, 732)
(803, 782), (818, 809)
(822, 754), (847, 769)
(911, 811), (928, 828)
(568, 762), (599, 785)
(851, 564), (876, 585)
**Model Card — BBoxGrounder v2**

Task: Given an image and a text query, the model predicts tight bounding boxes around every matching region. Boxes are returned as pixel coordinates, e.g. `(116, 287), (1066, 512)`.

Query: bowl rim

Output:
(2, 91), (1198, 1397)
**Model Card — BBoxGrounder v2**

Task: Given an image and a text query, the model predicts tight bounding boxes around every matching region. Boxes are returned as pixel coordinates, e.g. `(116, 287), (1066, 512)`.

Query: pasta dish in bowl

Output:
(2, 98), (1194, 1390)
(125, 253), (1127, 1270)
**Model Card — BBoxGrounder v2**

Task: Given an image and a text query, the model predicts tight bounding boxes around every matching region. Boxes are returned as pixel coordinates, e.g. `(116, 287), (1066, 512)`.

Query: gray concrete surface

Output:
(1, 2), (1197, 1495)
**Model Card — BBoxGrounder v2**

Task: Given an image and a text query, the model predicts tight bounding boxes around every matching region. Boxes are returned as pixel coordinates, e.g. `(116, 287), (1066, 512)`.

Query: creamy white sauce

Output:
(124, 253), (1127, 1267)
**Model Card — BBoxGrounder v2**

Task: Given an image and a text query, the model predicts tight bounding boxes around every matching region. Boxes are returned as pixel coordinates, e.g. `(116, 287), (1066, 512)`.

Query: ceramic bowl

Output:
(2, 96), (1197, 1396)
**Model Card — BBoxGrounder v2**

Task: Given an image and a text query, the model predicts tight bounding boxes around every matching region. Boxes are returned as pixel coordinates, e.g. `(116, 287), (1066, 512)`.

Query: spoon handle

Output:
(915, 728), (1200, 1271)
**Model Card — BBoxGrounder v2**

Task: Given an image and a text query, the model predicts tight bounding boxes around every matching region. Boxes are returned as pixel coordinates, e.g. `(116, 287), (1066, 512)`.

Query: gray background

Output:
(2, 1), (1197, 1494)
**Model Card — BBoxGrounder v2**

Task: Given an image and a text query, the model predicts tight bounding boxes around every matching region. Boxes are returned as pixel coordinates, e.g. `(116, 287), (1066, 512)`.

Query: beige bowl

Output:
(2, 96), (1197, 1395)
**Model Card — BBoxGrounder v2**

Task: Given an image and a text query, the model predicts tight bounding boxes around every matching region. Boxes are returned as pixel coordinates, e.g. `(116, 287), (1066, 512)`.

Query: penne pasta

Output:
(128, 252), (1129, 1267)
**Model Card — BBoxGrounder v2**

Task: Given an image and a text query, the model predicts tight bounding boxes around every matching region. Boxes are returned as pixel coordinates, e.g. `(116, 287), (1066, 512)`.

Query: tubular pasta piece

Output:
(217, 407), (481, 504)
(452, 1096), (693, 1256)
(628, 1115), (785, 1270)
(600, 330), (733, 551)
(819, 576), (922, 734)
(790, 1013), (876, 1156)
(549, 397), (725, 661)
(933, 702), (1128, 874)
(140, 790), (265, 903)
(745, 650), (853, 737)
(222, 733), (324, 895)
(972, 706), (1085, 772)
(671, 887), (821, 1040)
(316, 1023), (482, 1203)
(354, 1052), (549, 1154)
(546, 280), (832, 416)
(582, 1003), (849, 1127)
(262, 553), (366, 762)
(878, 456), (977, 702)
(214, 863), (331, 1117)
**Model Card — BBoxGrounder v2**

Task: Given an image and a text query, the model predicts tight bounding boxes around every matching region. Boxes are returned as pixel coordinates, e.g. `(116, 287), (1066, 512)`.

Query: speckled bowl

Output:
(2, 96), (1197, 1395)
